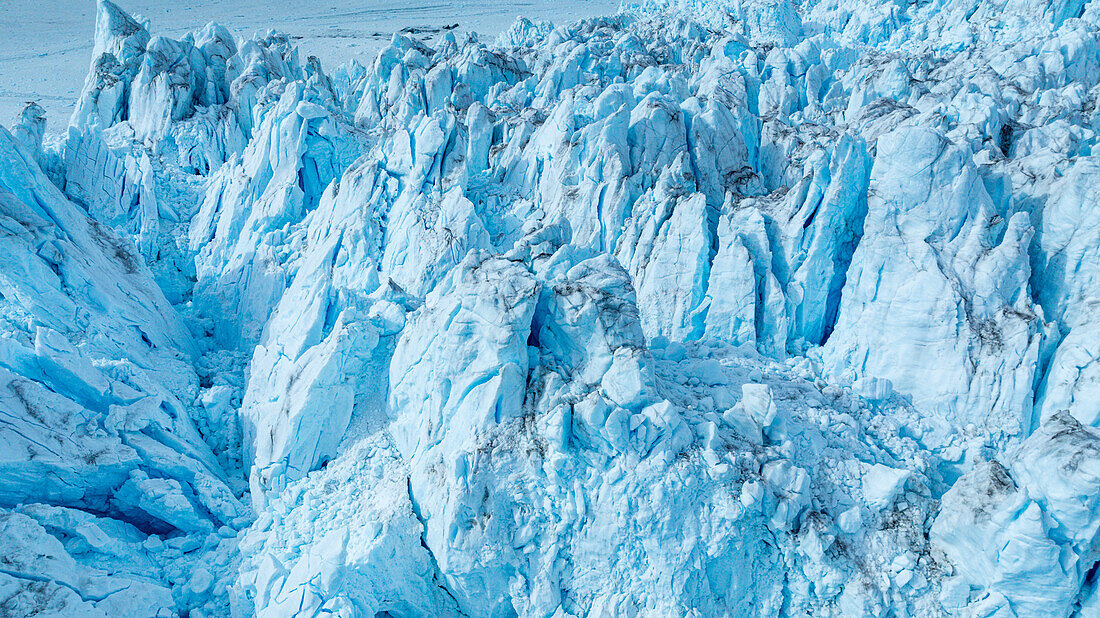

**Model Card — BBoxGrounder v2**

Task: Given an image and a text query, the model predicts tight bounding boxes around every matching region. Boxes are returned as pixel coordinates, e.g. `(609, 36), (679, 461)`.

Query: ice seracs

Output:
(238, 228), (942, 615)
(822, 126), (1042, 452)
(4, 0), (1100, 614)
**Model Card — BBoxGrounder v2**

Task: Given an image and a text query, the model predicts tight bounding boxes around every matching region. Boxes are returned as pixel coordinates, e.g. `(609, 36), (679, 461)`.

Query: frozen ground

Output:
(0, 0), (618, 124)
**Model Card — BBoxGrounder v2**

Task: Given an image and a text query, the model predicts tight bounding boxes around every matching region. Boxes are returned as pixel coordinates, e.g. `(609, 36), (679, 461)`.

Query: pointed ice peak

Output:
(92, 0), (149, 65)
(11, 102), (46, 155)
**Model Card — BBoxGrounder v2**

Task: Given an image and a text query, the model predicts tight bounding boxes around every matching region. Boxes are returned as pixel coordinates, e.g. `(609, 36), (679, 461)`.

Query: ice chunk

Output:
(932, 413), (1100, 617)
(11, 102), (46, 157)
(1034, 160), (1100, 427)
(860, 463), (910, 511)
(823, 127), (1041, 448)
(0, 511), (175, 617)
(128, 36), (207, 142)
(71, 1), (150, 130)
(189, 82), (361, 348)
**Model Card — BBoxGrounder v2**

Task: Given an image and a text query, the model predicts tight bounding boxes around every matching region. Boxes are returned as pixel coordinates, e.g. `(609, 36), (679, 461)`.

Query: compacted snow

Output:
(2, 0), (1100, 616)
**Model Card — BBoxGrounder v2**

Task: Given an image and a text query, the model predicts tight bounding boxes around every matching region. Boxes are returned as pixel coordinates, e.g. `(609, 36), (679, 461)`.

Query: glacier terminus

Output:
(2, 0), (1100, 616)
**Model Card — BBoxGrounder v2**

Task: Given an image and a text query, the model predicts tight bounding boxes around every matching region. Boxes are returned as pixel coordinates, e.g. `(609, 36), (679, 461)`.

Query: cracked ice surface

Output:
(3, 0), (1100, 615)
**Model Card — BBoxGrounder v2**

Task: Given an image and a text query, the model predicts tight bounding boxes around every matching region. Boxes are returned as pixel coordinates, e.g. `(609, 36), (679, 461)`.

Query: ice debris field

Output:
(2, 0), (1100, 615)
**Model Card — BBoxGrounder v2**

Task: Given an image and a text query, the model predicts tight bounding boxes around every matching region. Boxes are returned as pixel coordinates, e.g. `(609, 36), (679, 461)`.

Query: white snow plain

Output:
(3, 0), (1100, 616)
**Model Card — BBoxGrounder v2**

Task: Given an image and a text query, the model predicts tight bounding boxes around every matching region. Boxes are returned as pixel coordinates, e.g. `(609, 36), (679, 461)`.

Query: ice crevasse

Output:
(3, 0), (1100, 615)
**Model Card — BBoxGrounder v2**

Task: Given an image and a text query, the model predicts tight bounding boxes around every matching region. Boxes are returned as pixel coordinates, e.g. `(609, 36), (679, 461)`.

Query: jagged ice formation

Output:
(3, 0), (1100, 615)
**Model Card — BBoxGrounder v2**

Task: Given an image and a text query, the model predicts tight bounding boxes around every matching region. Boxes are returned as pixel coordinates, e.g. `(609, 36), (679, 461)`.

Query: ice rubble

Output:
(4, 0), (1100, 615)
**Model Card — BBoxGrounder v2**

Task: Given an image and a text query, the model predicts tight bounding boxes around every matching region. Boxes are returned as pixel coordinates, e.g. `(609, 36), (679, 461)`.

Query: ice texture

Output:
(3, 0), (1100, 615)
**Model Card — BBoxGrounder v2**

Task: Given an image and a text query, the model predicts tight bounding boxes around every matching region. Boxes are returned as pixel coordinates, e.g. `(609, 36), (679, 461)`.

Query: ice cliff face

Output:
(4, 0), (1100, 615)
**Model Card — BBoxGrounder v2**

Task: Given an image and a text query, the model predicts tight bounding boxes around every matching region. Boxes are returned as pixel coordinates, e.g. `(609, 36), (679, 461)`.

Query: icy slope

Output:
(0, 119), (245, 613)
(4, 0), (1100, 615)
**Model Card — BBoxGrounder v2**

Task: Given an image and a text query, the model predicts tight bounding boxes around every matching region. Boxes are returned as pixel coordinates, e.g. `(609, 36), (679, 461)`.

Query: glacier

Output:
(3, 0), (1100, 615)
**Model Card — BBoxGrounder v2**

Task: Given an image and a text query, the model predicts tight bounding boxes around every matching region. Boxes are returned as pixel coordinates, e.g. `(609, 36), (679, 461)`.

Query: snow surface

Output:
(3, 0), (1100, 615)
